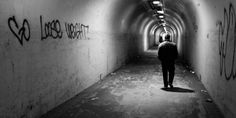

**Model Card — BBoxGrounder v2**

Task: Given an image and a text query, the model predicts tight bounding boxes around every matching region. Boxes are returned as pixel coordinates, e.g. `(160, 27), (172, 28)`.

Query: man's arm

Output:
(158, 46), (162, 61)
(174, 45), (178, 59)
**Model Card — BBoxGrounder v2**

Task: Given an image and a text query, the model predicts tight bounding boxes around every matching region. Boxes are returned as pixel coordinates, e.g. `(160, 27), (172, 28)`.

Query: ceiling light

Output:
(156, 10), (164, 14)
(159, 15), (164, 18)
(153, 1), (161, 5)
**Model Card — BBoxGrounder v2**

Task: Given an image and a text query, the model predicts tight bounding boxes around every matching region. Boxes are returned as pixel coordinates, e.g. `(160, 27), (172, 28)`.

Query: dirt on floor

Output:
(41, 57), (224, 118)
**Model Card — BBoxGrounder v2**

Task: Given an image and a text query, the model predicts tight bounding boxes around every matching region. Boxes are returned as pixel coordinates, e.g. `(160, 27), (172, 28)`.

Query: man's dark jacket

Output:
(158, 41), (178, 62)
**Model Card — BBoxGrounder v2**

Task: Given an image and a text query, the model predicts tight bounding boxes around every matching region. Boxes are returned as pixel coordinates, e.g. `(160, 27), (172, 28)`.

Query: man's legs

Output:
(161, 63), (168, 88)
(168, 63), (175, 88)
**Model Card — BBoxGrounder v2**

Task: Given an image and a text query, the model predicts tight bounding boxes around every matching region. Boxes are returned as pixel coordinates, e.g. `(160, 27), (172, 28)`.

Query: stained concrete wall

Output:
(0, 0), (143, 117)
(3, 0), (236, 118)
(181, 0), (236, 118)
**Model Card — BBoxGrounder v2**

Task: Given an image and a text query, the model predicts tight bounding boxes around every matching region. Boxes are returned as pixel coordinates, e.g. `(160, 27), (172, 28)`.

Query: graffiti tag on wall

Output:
(65, 22), (89, 40)
(40, 15), (63, 40)
(7, 15), (89, 46)
(217, 3), (236, 80)
(8, 16), (31, 46)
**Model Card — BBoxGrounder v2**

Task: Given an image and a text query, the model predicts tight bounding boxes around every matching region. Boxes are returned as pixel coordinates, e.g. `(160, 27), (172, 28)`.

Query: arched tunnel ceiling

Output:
(75, 0), (199, 52)
(112, 0), (197, 40)
(143, 0), (196, 33)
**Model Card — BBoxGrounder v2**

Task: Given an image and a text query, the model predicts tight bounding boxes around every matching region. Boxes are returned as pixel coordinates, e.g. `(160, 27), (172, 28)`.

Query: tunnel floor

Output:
(41, 57), (224, 118)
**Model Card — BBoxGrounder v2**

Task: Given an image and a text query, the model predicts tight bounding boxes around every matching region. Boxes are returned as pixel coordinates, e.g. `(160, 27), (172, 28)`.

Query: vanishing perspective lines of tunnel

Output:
(143, 0), (186, 52)
(3, 0), (236, 117)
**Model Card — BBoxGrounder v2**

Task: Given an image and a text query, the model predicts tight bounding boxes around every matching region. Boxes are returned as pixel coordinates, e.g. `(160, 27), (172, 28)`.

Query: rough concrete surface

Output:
(41, 57), (224, 118)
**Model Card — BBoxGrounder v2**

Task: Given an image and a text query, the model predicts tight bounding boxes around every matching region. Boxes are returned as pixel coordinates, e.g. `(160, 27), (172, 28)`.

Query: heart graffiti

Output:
(8, 16), (31, 46)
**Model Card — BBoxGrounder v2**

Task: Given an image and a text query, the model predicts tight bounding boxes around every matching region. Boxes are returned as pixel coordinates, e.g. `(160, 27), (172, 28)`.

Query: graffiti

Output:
(65, 22), (89, 40)
(8, 16), (31, 46)
(8, 15), (90, 45)
(40, 15), (63, 40)
(192, 21), (198, 32)
(217, 3), (236, 80)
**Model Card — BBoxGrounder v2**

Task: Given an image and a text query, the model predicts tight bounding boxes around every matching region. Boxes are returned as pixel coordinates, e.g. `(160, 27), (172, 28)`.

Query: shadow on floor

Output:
(161, 87), (195, 93)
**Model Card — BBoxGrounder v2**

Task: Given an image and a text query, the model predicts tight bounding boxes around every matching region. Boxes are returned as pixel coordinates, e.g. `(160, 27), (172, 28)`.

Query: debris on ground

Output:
(91, 97), (99, 101)
(123, 70), (130, 73)
(190, 71), (195, 74)
(124, 77), (132, 81)
(201, 90), (208, 93)
(206, 98), (213, 103)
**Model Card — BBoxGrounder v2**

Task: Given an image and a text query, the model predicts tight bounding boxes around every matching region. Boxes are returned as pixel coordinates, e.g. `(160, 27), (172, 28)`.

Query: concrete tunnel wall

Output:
(2, 0), (236, 118)
(144, 0), (236, 117)
(177, 0), (236, 118)
(0, 0), (147, 117)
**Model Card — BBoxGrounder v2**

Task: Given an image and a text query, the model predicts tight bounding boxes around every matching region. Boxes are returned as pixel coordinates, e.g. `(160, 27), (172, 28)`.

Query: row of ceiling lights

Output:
(149, 0), (167, 32)
(149, 0), (166, 26)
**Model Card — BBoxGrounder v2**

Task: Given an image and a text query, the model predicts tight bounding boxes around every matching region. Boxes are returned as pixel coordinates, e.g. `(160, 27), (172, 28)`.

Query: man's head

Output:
(164, 34), (171, 42)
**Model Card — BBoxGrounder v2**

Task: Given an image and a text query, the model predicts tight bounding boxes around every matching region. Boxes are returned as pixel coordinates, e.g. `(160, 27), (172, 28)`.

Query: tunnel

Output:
(1, 0), (236, 118)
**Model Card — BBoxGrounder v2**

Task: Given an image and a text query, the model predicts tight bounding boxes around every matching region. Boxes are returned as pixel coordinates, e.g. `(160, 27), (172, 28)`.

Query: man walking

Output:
(158, 34), (178, 88)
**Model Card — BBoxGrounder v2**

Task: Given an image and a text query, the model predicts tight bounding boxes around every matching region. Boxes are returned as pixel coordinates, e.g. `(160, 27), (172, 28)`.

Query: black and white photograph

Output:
(0, 0), (235, 118)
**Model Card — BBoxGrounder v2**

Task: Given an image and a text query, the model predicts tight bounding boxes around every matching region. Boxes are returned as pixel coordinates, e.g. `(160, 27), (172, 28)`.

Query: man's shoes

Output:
(164, 85), (168, 89)
(169, 84), (173, 88)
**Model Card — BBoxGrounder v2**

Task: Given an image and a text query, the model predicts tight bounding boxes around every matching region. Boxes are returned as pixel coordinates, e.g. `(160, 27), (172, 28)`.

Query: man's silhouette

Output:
(158, 34), (178, 88)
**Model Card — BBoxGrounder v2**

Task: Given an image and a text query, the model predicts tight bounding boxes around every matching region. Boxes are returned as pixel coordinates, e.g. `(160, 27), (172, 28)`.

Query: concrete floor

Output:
(41, 57), (224, 118)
